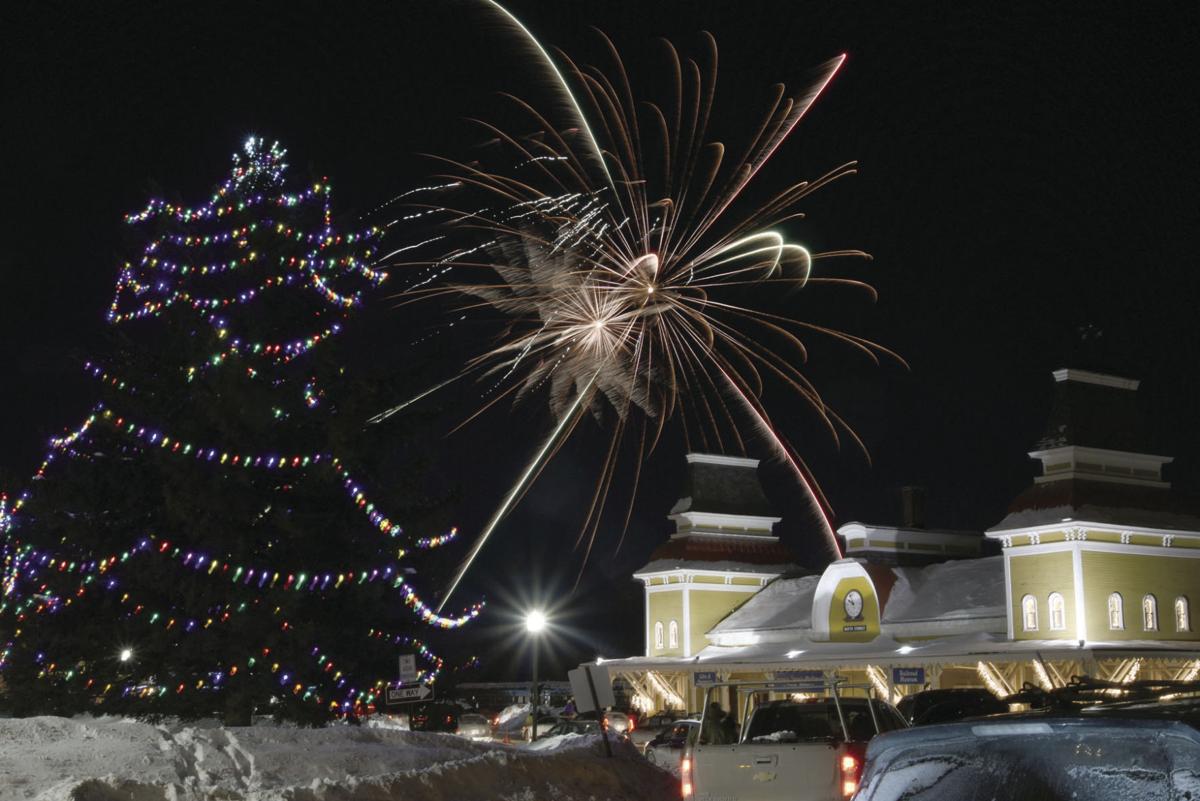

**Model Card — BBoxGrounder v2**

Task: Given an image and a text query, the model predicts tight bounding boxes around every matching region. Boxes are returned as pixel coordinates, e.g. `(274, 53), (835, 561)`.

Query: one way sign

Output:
(386, 685), (433, 704)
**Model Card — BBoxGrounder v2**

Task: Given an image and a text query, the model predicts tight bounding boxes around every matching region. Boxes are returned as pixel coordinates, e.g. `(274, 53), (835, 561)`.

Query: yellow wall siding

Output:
(1009, 551), (1076, 640)
(647, 591), (685, 656)
(692, 575), (725, 585)
(1080, 550), (1200, 641)
(730, 577), (763, 587)
(689, 589), (757, 656)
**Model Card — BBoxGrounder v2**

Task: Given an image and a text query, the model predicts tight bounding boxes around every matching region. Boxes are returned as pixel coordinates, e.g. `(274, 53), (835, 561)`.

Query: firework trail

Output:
(377, 3), (902, 608)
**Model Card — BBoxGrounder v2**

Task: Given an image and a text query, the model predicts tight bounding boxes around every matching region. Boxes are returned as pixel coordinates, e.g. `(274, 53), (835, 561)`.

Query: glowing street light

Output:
(118, 647), (133, 663)
(525, 609), (547, 634)
(525, 609), (549, 741)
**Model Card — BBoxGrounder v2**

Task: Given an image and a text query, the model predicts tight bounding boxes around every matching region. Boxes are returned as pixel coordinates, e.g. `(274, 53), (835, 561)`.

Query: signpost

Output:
(774, 670), (824, 682)
(693, 670), (718, 687)
(892, 667), (926, 686)
(398, 654), (417, 684)
(386, 685), (433, 704)
(568, 663), (614, 758)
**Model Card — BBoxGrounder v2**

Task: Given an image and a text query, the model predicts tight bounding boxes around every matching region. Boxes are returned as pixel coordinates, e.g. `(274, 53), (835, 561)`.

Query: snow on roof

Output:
(883, 556), (1006, 623)
(709, 574), (820, 633)
(636, 558), (794, 576)
(707, 556), (1004, 639)
(990, 498), (1200, 533)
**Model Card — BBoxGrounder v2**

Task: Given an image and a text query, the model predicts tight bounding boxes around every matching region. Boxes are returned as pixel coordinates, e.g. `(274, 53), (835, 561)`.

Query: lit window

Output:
(669, 620), (679, 649)
(654, 621), (665, 650)
(1142, 595), (1158, 632)
(1048, 593), (1066, 631)
(1176, 597), (1191, 633)
(1108, 592), (1124, 630)
(1021, 595), (1038, 632)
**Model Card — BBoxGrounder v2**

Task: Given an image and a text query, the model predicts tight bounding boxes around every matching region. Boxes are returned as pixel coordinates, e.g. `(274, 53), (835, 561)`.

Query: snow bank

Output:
(0, 715), (675, 801)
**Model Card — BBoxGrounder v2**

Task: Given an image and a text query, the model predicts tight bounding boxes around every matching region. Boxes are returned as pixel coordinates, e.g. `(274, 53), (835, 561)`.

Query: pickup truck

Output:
(684, 680), (907, 801)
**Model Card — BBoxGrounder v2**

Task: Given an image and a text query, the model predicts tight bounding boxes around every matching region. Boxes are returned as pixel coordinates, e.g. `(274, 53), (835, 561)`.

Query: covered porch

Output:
(600, 634), (1200, 714)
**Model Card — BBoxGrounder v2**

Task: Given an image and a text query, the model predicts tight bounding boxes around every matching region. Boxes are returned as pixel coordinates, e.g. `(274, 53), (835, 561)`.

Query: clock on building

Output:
(844, 589), (864, 621)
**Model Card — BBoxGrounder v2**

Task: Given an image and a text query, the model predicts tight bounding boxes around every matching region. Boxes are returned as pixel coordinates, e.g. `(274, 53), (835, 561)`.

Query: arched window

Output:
(1142, 595), (1158, 632)
(1176, 597), (1191, 633)
(668, 620), (679, 649)
(1021, 594), (1038, 632)
(1048, 593), (1066, 631)
(654, 621), (665, 650)
(1108, 592), (1124, 630)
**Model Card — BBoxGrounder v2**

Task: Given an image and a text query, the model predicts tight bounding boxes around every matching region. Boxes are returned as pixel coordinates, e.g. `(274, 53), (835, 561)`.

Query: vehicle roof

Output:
(757, 697), (890, 707)
(866, 712), (1200, 760)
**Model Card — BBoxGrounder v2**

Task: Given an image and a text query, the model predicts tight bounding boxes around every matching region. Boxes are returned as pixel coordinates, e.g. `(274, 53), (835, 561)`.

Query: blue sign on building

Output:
(694, 671), (718, 686)
(892, 667), (926, 686)
(774, 670), (824, 682)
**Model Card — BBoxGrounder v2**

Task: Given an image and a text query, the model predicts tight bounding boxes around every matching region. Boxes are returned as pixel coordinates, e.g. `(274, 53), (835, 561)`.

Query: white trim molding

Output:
(1052, 368), (1140, 390)
(685, 453), (761, 468)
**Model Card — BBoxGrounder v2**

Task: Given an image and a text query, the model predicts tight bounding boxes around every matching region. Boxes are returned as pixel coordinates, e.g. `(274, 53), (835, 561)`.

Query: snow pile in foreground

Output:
(0, 716), (676, 801)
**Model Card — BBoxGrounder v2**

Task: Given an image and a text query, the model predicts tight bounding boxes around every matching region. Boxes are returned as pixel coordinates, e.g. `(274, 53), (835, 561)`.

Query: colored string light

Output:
(303, 378), (324, 409)
(6, 531), (477, 630)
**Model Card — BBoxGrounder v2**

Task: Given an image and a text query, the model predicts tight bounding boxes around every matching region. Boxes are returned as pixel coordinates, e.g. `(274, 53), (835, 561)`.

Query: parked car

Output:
(855, 715), (1200, 800)
(410, 702), (459, 732)
(522, 714), (560, 741)
(575, 710), (632, 739)
(686, 681), (907, 800)
(643, 720), (700, 774)
(455, 712), (492, 740)
(604, 710), (632, 735)
(536, 718), (603, 739)
(630, 712), (686, 752)
(895, 688), (1008, 726)
(856, 677), (1200, 800)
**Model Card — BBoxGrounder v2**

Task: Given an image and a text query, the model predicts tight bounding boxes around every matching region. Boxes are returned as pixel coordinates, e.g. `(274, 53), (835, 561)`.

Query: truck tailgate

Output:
(692, 742), (839, 801)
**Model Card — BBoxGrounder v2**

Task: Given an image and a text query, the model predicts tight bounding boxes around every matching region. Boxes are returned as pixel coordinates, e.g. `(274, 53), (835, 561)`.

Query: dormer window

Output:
(668, 620), (679, 649)
(1021, 595), (1039, 632)
(654, 621), (665, 650)
(1176, 597), (1191, 633)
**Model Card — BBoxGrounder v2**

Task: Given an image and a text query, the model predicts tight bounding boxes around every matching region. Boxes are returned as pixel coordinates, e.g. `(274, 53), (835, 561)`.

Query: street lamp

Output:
(119, 647), (133, 663)
(525, 609), (548, 740)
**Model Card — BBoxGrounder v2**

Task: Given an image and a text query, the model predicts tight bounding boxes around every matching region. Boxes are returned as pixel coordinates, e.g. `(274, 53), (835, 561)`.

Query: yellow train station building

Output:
(603, 368), (1200, 712)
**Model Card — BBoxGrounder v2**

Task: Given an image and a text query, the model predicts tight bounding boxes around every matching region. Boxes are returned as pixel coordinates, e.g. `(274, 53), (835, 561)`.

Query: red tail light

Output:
(841, 743), (866, 798)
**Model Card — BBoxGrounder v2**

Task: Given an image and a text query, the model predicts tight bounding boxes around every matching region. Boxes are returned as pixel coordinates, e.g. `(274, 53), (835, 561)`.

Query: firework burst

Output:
(377, 4), (902, 607)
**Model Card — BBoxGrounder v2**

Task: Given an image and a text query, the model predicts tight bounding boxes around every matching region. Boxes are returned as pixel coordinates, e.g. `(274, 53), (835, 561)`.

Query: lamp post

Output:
(525, 609), (547, 741)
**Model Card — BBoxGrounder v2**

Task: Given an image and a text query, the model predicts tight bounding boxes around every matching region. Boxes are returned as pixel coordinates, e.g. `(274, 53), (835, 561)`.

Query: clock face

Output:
(844, 589), (864, 620)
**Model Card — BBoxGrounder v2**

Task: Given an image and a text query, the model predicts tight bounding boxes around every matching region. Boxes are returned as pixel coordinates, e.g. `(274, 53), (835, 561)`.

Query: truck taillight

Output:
(841, 743), (866, 798)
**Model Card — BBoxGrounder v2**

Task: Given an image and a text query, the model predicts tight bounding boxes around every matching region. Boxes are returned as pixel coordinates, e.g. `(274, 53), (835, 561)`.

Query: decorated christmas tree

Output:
(0, 139), (481, 723)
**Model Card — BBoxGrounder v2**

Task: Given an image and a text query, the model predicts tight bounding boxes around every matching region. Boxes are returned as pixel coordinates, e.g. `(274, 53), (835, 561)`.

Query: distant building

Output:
(600, 368), (1200, 713)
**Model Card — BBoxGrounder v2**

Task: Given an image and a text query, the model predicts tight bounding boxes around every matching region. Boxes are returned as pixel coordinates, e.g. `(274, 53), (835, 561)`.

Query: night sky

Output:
(4, 2), (1199, 677)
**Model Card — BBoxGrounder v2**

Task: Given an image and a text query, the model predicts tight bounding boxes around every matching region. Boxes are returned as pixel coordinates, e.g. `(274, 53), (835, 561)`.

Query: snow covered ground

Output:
(0, 715), (677, 801)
